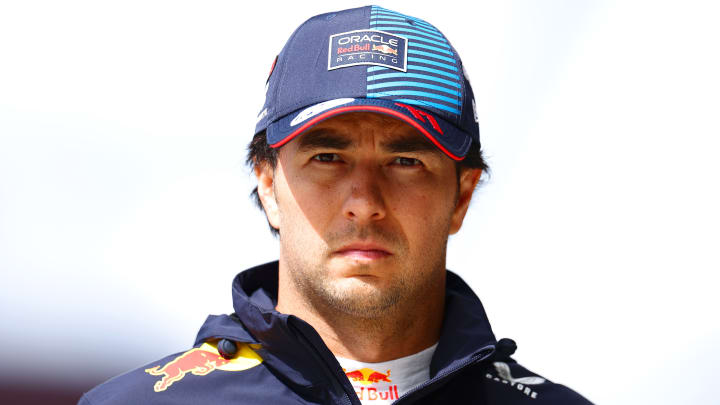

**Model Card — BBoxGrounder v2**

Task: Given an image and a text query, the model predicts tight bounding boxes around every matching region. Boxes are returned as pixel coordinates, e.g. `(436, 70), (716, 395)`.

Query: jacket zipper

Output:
(293, 314), (494, 405)
(391, 345), (495, 404)
(290, 320), (361, 405)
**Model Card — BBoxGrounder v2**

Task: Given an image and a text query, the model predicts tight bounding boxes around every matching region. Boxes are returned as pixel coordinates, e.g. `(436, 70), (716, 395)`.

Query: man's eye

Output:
(312, 153), (341, 163)
(393, 157), (422, 167)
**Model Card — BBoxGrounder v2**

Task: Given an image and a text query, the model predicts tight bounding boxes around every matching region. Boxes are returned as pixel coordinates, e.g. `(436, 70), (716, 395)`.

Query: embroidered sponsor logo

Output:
(344, 368), (399, 401)
(394, 102), (444, 135)
(328, 29), (408, 72)
(485, 361), (546, 399)
(145, 341), (263, 392)
(290, 98), (355, 127)
(371, 44), (398, 56)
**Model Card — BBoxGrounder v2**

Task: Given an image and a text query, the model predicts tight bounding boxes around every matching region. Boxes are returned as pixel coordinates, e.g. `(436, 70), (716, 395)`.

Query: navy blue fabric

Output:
(256, 7), (370, 131)
(79, 261), (594, 404)
(193, 314), (258, 346)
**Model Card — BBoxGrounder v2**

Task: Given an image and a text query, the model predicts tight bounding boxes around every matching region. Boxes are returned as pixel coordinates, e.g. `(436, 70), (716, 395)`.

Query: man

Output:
(80, 5), (592, 404)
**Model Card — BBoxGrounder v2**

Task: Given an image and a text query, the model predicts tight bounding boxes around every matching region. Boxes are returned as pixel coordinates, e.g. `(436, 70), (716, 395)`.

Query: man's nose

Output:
(342, 164), (387, 223)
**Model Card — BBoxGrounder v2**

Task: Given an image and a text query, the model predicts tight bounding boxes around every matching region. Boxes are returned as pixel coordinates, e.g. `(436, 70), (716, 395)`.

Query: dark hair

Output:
(246, 130), (489, 236)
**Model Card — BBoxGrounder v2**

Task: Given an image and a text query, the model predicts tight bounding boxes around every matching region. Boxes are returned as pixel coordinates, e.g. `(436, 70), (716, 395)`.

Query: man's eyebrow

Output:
(296, 130), (353, 151)
(381, 134), (442, 155)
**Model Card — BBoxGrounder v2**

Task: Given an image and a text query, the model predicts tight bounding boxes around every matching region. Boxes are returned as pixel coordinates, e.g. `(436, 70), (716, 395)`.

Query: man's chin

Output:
(320, 278), (402, 317)
(328, 274), (388, 293)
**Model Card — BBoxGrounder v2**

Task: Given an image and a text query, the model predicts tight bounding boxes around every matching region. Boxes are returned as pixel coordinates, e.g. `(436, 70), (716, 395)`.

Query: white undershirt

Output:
(336, 343), (438, 404)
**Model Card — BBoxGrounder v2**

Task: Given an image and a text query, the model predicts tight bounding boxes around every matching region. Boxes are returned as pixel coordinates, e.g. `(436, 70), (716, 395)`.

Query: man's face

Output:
(256, 112), (480, 318)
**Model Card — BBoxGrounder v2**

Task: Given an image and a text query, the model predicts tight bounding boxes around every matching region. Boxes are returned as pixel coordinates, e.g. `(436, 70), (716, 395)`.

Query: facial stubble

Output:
(282, 218), (450, 325)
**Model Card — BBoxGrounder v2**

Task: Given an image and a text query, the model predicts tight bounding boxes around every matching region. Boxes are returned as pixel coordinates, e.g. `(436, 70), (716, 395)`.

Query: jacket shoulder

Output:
(79, 355), (170, 405)
(480, 358), (593, 404)
(78, 341), (268, 405)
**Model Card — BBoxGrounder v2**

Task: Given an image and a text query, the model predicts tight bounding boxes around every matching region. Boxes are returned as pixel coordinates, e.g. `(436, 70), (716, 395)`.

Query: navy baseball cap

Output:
(254, 5), (479, 160)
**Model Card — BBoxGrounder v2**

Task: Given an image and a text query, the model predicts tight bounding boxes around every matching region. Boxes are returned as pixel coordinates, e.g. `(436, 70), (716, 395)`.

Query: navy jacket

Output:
(80, 261), (593, 404)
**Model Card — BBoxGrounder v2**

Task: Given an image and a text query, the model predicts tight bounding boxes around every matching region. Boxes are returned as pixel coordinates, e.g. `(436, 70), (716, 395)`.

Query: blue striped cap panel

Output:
(366, 6), (463, 124)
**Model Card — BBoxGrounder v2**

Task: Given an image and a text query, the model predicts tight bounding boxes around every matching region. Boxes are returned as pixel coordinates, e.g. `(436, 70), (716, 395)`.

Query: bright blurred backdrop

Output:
(1, 1), (718, 404)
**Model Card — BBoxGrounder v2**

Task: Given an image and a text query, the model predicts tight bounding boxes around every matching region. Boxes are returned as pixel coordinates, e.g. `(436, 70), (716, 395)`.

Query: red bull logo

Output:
(344, 367), (392, 385)
(337, 43), (371, 54)
(329, 29), (407, 71)
(344, 368), (398, 401)
(145, 341), (263, 392)
(372, 44), (398, 56)
(354, 385), (400, 401)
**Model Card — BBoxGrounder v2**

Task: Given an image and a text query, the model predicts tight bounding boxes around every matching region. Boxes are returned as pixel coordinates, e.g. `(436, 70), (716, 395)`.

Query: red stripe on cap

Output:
(268, 105), (464, 161)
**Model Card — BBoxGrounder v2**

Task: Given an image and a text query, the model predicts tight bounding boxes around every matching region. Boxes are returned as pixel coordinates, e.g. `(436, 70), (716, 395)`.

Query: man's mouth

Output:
(333, 242), (392, 260)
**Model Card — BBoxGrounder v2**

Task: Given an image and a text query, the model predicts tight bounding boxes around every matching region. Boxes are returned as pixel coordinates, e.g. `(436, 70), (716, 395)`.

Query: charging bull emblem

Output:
(344, 367), (392, 385)
(145, 341), (263, 392)
(372, 44), (398, 56)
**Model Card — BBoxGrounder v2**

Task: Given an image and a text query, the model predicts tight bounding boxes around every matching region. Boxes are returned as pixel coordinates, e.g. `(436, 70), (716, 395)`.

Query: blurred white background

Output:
(1, 1), (718, 403)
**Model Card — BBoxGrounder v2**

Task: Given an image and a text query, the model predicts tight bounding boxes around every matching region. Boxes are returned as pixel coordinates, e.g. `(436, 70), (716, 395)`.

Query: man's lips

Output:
(333, 243), (392, 260)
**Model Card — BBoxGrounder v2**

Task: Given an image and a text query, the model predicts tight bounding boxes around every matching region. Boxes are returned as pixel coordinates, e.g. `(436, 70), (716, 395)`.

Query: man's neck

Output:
(275, 265), (446, 363)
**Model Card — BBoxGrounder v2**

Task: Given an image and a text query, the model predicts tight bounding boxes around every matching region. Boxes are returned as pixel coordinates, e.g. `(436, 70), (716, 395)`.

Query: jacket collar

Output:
(196, 261), (497, 386)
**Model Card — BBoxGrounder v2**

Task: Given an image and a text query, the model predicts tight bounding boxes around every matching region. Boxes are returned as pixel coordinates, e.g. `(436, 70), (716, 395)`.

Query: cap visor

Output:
(266, 98), (472, 160)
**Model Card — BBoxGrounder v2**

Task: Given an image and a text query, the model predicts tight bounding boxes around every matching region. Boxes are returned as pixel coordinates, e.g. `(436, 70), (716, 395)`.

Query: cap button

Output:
(496, 338), (517, 357)
(217, 339), (238, 359)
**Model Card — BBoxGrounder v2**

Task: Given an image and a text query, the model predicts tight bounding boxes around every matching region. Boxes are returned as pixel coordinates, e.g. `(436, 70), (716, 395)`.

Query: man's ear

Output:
(449, 168), (482, 235)
(255, 162), (281, 231)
